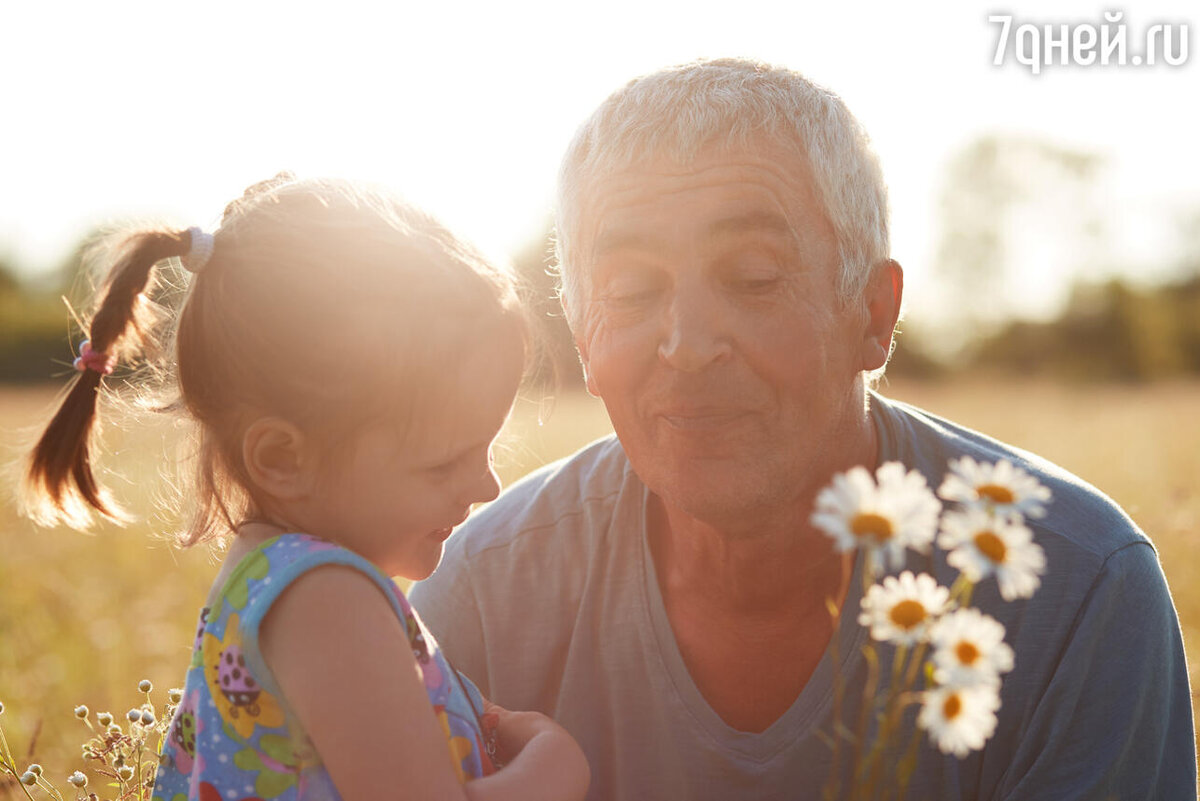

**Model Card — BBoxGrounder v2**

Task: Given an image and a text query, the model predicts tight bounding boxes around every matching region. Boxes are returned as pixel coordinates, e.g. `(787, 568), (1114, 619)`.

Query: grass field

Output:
(1, 378), (1197, 780)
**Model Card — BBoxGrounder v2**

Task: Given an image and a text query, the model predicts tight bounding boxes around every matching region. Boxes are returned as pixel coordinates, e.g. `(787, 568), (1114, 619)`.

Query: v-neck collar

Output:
(634, 481), (870, 762)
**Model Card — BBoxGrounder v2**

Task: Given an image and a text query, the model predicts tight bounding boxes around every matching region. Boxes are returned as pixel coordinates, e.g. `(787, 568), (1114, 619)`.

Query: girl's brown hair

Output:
(23, 175), (527, 544)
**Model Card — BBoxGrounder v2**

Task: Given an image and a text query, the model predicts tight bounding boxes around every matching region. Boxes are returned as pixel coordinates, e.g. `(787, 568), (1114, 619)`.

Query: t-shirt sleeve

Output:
(409, 545), (491, 698)
(996, 542), (1196, 800)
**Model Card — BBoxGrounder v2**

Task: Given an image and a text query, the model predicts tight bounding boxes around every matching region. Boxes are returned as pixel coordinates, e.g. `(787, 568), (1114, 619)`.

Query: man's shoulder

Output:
(446, 434), (634, 560)
(873, 392), (1150, 565)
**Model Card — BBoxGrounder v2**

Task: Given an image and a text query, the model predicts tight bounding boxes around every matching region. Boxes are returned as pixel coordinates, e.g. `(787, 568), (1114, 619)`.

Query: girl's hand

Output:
(482, 701), (566, 764)
(474, 701), (590, 801)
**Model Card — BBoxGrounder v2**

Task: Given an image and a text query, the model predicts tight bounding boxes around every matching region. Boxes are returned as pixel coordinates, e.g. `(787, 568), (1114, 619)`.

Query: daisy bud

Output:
(168, 688), (183, 704)
(27, 764), (43, 777)
(20, 772), (37, 786)
(97, 712), (113, 726)
(74, 705), (90, 719)
(126, 708), (142, 723)
(141, 710), (156, 726)
(118, 765), (134, 781)
(138, 680), (153, 693)
(68, 771), (88, 788)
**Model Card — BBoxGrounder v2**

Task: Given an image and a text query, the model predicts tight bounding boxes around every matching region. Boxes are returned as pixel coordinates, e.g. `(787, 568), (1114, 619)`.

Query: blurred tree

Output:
(928, 134), (1105, 362)
(970, 274), (1200, 382)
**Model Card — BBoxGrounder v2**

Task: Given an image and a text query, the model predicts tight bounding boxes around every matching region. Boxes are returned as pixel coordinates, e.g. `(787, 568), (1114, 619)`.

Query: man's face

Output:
(573, 146), (882, 531)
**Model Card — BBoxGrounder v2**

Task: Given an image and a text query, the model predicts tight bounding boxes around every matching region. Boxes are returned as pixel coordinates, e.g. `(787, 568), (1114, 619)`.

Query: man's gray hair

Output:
(554, 57), (890, 329)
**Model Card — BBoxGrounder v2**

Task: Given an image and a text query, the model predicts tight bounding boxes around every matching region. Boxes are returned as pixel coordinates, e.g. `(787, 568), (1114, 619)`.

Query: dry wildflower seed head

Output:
(138, 679), (153, 693)
(97, 712), (113, 726)
(0, 700), (5, 714)
(27, 764), (43, 777)
(74, 705), (90, 719)
(20, 772), (37, 786)
(68, 771), (88, 788)
(107, 723), (122, 735)
(168, 688), (183, 704)
(141, 710), (156, 725)
(126, 708), (141, 723)
(118, 765), (134, 781)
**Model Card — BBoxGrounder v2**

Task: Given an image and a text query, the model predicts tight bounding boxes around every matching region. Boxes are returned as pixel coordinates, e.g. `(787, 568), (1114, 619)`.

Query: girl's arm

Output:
(259, 566), (587, 801)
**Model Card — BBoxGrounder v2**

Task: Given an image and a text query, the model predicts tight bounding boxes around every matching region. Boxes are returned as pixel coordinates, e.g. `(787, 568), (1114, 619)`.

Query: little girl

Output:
(23, 175), (589, 801)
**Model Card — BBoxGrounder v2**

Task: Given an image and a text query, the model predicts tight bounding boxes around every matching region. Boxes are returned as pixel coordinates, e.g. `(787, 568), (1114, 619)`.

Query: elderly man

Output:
(411, 59), (1194, 799)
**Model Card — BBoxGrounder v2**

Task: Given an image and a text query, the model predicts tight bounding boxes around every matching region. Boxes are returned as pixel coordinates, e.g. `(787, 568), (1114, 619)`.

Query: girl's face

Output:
(304, 331), (523, 579)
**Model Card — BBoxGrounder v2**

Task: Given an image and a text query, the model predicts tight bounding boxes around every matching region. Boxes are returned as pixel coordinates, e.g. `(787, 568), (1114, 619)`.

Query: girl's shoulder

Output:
(210, 533), (412, 628)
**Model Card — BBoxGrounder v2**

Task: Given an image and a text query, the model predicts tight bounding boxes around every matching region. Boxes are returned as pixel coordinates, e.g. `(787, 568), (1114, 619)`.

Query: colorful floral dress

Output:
(152, 534), (495, 801)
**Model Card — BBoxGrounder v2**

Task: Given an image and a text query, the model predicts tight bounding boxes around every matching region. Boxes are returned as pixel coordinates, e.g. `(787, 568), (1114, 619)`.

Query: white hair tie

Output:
(181, 226), (215, 273)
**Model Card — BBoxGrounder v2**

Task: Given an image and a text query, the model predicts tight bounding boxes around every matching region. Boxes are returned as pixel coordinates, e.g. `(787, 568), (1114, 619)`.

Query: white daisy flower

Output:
(938, 457), (1051, 520)
(858, 571), (951, 646)
(938, 506), (1046, 601)
(812, 461), (941, 577)
(929, 608), (1014, 688)
(918, 684), (1002, 758)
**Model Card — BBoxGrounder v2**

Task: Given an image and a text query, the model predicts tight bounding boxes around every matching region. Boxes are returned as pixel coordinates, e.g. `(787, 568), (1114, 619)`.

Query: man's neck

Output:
(646, 394), (878, 614)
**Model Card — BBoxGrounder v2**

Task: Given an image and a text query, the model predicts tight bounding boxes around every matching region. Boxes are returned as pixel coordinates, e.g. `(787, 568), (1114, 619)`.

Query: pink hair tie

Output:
(73, 340), (116, 376)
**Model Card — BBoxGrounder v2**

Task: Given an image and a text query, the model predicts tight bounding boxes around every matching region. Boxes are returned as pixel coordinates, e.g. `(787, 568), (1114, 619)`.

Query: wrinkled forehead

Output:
(575, 141), (834, 262)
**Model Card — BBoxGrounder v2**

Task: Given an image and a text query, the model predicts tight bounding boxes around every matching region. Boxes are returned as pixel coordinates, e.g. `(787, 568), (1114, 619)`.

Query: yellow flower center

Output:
(943, 692), (963, 720)
(955, 640), (981, 666)
(888, 600), (927, 630)
(976, 483), (1015, 504)
(851, 512), (894, 543)
(973, 531), (1008, 564)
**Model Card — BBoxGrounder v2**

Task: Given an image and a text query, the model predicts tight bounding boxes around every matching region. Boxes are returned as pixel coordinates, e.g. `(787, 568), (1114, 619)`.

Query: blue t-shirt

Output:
(411, 392), (1195, 800)
(153, 534), (495, 801)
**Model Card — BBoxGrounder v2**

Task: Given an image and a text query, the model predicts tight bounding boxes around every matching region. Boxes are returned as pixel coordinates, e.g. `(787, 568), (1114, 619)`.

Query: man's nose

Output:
(657, 282), (731, 372)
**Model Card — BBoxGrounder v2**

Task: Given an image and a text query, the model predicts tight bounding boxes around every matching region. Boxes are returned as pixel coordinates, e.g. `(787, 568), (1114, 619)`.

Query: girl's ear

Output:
(242, 418), (318, 501)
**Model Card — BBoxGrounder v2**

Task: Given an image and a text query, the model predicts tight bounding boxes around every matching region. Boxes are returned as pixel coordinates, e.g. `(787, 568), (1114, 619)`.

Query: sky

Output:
(1, 0), (1196, 322)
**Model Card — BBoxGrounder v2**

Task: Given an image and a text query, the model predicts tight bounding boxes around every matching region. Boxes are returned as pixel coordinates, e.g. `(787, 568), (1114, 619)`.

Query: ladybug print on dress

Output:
(171, 707), (197, 758)
(216, 644), (261, 717)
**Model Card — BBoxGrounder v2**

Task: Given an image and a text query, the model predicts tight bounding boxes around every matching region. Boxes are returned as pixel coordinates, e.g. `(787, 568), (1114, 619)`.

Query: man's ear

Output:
(242, 418), (318, 502)
(860, 259), (904, 372)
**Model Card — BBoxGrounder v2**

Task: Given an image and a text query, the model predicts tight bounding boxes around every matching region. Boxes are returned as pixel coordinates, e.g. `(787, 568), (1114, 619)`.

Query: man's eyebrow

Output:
(592, 230), (656, 259)
(707, 210), (795, 237)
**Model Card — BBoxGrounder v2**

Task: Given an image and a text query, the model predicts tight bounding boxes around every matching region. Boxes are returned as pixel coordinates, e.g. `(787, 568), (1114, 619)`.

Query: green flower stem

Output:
(890, 692), (926, 801)
(822, 597), (845, 801)
(0, 722), (41, 801)
(851, 644), (881, 801)
(36, 774), (66, 801)
(948, 575), (975, 607)
(860, 642), (912, 799)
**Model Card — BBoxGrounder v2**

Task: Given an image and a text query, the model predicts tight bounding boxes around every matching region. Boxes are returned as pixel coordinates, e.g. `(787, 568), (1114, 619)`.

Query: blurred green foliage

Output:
(0, 257), (73, 382)
(970, 275), (1200, 382)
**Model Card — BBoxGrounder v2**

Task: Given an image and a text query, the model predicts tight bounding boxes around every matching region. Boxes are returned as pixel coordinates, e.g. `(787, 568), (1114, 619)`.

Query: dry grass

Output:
(1, 378), (1196, 774)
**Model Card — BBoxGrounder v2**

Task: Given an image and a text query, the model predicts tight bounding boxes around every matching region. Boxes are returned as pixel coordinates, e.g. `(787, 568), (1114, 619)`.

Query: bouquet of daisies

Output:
(811, 457), (1050, 801)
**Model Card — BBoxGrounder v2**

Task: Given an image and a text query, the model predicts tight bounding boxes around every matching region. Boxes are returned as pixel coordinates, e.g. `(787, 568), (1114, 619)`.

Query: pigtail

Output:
(23, 229), (192, 528)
